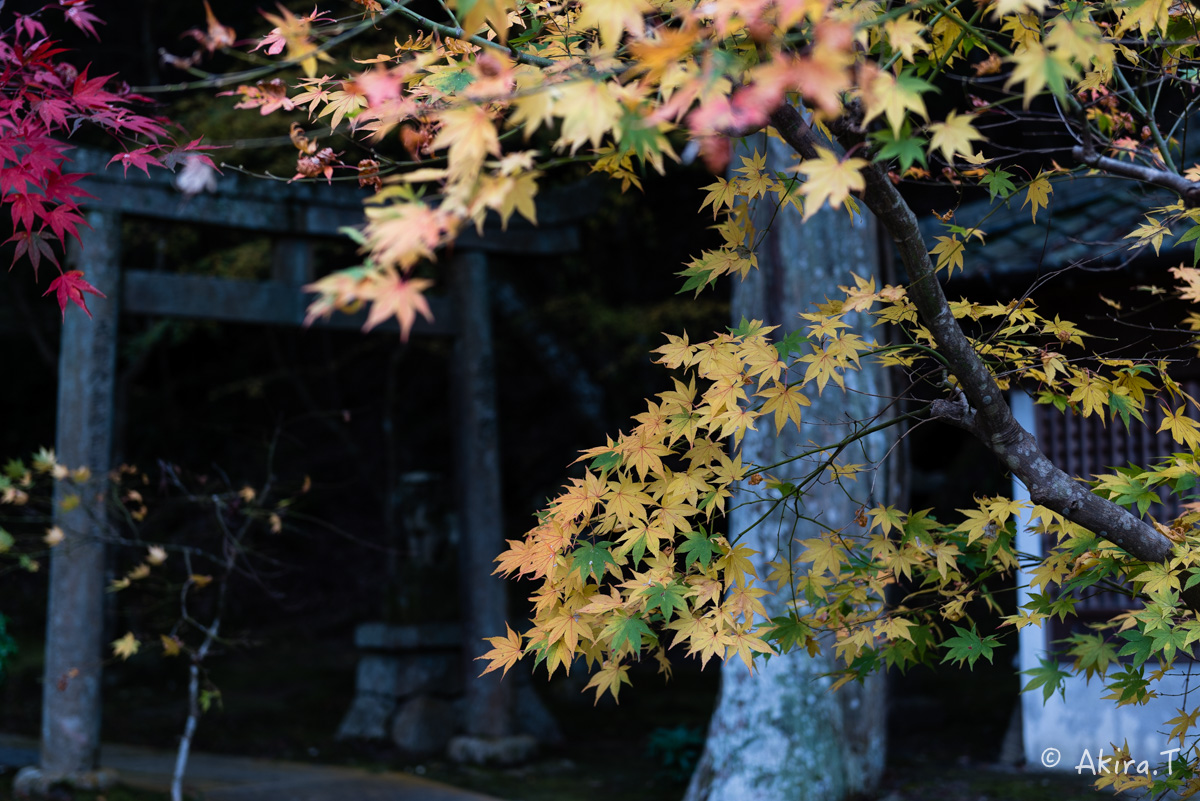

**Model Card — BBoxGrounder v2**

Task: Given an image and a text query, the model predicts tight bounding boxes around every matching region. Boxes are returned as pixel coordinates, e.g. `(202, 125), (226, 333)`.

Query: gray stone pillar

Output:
(42, 209), (121, 779)
(451, 250), (513, 738)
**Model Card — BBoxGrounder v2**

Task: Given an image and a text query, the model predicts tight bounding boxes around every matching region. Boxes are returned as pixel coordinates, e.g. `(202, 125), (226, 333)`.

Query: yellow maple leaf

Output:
(473, 170), (540, 231)
(1166, 706), (1200, 748)
(603, 473), (651, 526)
(1115, 0), (1170, 39)
(112, 632), (140, 661)
(362, 201), (449, 271)
(877, 617), (916, 642)
(990, 0), (1049, 17)
(722, 627), (774, 671)
(881, 16), (931, 62)
(757, 381), (810, 434)
(454, 0), (517, 42)
(1160, 405), (1200, 450)
(433, 106), (501, 181)
(799, 536), (845, 577)
(1125, 217), (1171, 256)
(584, 661), (632, 703)
(1133, 562), (1179, 596)
(1067, 371), (1109, 417)
(1171, 264), (1200, 303)
(1022, 172), (1052, 222)
(1005, 44), (1077, 108)
(715, 542), (758, 588)
(699, 177), (743, 218)
(734, 151), (779, 199)
(545, 606), (594, 653)
(839, 272), (878, 312)
(555, 82), (623, 154)
(577, 0), (651, 50)
(999, 13), (1042, 51)
(796, 147), (867, 221)
(927, 112), (985, 164)
(161, 634), (183, 657)
(861, 68), (929, 137)
(930, 235), (966, 275)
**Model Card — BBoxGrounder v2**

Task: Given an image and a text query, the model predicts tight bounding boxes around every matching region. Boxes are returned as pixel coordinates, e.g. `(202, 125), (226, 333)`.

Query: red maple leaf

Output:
(71, 68), (121, 111)
(15, 14), (48, 41)
(61, 1), (105, 40)
(39, 201), (88, 245)
(108, 146), (164, 177)
(160, 137), (222, 172)
(44, 269), (105, 320)
(5, 230), (59, 278)
(9, 193), (46, 232)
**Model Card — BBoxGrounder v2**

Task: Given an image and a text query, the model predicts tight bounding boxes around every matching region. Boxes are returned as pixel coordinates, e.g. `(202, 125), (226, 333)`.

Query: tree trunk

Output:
(684, 135), (890, 801)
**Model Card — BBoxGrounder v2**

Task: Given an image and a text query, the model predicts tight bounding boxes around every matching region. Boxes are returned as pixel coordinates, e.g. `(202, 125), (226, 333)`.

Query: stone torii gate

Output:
(28, 148), (585, 787)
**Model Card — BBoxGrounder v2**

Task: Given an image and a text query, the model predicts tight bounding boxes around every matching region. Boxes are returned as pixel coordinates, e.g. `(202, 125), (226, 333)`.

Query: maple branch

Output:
(770, 102), (1200, 608)
(133, 9), (399, 93)
(1112, 66), (1178, 174)
(1072, 145), (1200, 207)
(378, 0), (556, 68)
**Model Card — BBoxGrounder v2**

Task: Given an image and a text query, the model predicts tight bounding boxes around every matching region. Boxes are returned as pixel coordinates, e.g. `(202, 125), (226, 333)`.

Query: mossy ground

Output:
(0, 784), (174, 801)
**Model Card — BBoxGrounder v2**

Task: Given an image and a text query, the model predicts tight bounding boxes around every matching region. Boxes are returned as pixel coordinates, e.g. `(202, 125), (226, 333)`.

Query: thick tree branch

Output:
(1072, 145), (1200, 207)
(769, 103), (1195, 603)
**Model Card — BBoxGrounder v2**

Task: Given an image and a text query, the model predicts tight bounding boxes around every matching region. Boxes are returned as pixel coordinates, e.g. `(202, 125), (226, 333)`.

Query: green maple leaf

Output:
(773, 328), (811, 358)
(902, 508), (939, 544)
(1022, 657), (1072, 702)
(570, 540), (616, 581)
(679, 529), (719, 569)
(1064, 632), (1117, 679)
(676, 262), (721, 296)
(870, 125), (927, 173)
(641, 581), (688, 623)
(764, 614), (811, 654)
(940, 625), (1000, 668)
(1177, 224), (1200, 265)
(589, 450), (623, 472)
(1118, 628), (1154, 667)
(617, 107), (665, 166)
(1104, 664), (1153, 705)
(1150, 625), (1192, 664)
(1107, 391), (1144, 430)
(979, 169), (1016, 200)
(602, 613), (655, 653)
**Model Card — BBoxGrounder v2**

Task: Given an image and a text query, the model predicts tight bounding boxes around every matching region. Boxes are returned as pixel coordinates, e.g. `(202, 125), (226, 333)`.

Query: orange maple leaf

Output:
(361, 273), (434, 341)
(477, 624), (525, 677)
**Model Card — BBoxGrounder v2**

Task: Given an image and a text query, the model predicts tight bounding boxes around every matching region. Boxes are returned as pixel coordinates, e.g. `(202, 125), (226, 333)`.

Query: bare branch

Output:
(1072, 145), (1200, 207)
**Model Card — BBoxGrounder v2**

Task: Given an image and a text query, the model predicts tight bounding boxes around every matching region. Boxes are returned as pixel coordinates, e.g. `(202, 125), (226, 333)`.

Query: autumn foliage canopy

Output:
(211, 0), (1200, 792)
(0, 1), (218, 318)
(20, 0), (1200, 792)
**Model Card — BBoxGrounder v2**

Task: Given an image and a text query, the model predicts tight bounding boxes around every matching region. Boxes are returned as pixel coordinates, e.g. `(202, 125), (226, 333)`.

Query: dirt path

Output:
(0, 734), (499, 801)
